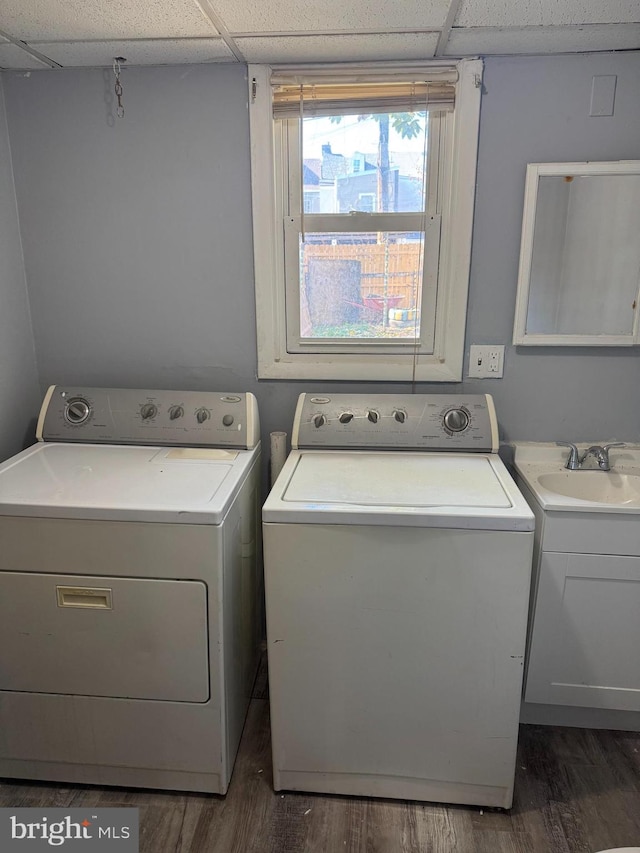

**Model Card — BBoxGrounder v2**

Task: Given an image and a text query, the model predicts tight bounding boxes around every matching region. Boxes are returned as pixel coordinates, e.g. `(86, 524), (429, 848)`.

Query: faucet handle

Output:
(556, 441), (580, 470)
(602, 442), (625, 453)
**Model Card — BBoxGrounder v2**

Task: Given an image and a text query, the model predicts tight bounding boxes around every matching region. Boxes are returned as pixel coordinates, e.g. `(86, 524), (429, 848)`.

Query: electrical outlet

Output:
(468, 345), (504, 378)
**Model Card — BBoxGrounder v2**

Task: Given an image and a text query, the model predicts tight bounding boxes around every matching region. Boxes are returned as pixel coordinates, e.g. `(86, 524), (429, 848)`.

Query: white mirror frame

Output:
(513, 161), (640, 347)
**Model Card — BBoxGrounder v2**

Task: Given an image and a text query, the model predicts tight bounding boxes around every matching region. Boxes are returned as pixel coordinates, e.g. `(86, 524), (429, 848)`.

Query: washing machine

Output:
(0, 385), (261, 794)
(263, 393), (535, 808)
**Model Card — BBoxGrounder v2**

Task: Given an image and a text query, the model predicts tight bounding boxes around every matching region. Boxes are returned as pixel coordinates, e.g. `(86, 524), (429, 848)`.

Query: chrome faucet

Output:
(557, 442), (581, 470)
(557, 441), (625, 471)
(580, 443), (625, 472)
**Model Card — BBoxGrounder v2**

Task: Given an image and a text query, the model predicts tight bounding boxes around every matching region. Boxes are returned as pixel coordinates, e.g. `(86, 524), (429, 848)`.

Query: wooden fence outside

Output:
(302, 243), (422, 311)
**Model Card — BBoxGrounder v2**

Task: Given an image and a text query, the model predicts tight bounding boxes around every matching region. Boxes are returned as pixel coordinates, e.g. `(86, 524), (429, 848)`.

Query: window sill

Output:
(257, 353), (462, 382)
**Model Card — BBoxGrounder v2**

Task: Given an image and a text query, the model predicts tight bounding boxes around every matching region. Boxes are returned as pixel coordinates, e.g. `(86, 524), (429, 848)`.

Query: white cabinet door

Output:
(525, 552), (640, 711)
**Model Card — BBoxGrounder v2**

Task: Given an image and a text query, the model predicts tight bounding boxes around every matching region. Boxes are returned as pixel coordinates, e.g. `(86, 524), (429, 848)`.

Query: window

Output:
(249, 60), (482, 381)
(356, 193), (376, 213)
(303, 191), (320, 213)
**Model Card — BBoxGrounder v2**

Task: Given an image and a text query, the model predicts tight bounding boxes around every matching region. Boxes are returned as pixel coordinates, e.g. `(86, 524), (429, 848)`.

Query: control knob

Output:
(140, 403), (157, 421)
(196, 408), (210, 424)
(338, 411), (354, 424)
(222, 414), (234, 426)
(367, 409), (380, 424)
(169, 405), (184, 420)
(443, 408), (469, 432)
(313, 413), (326, 428)
(393, 409), (407, 424)
(65, 398), (91, 425)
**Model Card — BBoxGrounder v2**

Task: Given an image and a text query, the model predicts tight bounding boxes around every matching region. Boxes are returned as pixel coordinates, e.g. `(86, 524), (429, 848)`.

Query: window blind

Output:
(271, 66), (457, 119)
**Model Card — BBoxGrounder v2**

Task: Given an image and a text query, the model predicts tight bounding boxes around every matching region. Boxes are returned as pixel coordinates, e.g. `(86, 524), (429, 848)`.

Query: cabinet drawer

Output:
(542, 512), (640, 556)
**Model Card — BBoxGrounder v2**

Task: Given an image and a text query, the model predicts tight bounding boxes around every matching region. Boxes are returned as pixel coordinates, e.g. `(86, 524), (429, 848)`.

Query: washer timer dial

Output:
(64, 397), (91, 425)
(443, 408), (470, 433)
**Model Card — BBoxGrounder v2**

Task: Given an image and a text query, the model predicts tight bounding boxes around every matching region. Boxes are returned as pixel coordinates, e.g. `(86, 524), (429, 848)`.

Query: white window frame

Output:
(249, 59), (482, 382)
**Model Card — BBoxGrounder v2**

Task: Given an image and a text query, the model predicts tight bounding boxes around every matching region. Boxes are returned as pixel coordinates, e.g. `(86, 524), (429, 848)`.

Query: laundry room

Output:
(0, 2), (639, 851)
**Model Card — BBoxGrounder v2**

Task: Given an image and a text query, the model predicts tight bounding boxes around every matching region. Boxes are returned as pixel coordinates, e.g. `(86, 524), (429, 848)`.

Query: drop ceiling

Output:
(0, 0), (638, 69)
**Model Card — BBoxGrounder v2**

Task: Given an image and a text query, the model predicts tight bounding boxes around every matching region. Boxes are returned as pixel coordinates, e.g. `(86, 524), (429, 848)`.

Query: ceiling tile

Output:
(444, 24), (640, 55)
(0, 0), (218, 41)
(456, 0), (640, 27)
(0, 43), (53, 69)
(236, 32), (439, 63)
(212, 0), (449, 34)
(35, 38), (234, 66)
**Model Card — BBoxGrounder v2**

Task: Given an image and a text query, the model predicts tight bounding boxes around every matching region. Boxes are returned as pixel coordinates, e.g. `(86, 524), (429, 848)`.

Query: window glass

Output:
(299, 233), (423, 340)
(294, 111), (430, 345)
(302, 112), (428, 215)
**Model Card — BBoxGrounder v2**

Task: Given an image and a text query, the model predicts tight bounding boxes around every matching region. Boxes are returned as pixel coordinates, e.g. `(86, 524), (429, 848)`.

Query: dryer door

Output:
(0, 573), (209, 702)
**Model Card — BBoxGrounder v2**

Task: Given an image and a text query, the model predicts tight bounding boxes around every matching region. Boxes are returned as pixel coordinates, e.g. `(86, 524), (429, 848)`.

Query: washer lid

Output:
(264, 450), (535, 531)
(0, 442), (259, 524)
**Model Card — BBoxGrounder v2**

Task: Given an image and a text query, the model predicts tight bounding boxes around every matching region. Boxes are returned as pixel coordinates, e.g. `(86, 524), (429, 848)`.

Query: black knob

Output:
(169, 405), (184, 420)
(393, 409), (407, 424)
(367, 409), (379, 424)
(339, 412), (354, 424)
(140, 403), (157, 420)
(196, 408), (210, 424)
(222, 414), (234, 426)
(313, 413), (326, 428)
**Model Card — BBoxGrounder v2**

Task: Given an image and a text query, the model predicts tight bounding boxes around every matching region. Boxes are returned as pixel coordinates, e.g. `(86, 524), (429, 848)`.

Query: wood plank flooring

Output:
(1, 658), (639, 853)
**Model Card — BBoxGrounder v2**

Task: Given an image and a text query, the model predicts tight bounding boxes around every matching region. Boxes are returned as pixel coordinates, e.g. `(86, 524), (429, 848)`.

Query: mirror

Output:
(513, 161), (640, 346)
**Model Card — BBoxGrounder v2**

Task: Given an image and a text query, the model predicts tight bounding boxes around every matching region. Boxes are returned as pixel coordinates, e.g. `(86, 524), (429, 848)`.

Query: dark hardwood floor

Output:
(2, 658), (639, 853)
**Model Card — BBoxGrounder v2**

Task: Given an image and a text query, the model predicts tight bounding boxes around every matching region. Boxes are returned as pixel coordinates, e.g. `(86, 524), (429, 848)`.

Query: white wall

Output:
(3, 53), (640, 452)
(0, 81), (40, 460)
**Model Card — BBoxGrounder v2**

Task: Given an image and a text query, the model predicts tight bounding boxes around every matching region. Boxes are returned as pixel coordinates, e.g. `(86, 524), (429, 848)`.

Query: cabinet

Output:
(525, 551), (640, 711)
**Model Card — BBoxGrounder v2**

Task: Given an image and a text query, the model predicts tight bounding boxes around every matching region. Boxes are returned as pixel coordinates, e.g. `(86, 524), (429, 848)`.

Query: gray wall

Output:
(3, 52), (640, 455)
(468, 53), (640, 442)
(0, 82), (40, 460)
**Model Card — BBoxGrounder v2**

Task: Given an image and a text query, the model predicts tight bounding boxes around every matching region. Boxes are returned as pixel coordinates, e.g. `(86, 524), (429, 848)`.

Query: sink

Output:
(512, 442), (640, 513)
(537, 471), (640, 505)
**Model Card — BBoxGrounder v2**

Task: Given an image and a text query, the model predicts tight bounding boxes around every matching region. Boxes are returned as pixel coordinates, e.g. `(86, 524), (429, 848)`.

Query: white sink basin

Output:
(512, 442), (640, 513)
(537, 471), (640, 505)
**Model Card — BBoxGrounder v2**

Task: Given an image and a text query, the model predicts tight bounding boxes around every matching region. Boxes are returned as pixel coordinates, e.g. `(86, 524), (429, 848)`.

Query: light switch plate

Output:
(468, 345), (504, 378)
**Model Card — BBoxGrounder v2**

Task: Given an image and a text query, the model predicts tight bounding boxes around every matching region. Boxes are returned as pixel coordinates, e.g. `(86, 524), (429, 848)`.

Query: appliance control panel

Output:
(293, 393), (498, 452)
(37, 386), (260, 448)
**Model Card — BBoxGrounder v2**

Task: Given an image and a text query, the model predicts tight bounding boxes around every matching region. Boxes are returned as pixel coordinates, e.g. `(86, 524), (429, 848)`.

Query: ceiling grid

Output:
(0, 0), (636, 68)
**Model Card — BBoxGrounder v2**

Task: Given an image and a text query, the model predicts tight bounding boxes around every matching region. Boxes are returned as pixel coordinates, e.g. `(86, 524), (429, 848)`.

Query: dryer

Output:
(263, 393), (535, 808)
(0, 386), (261, 794)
